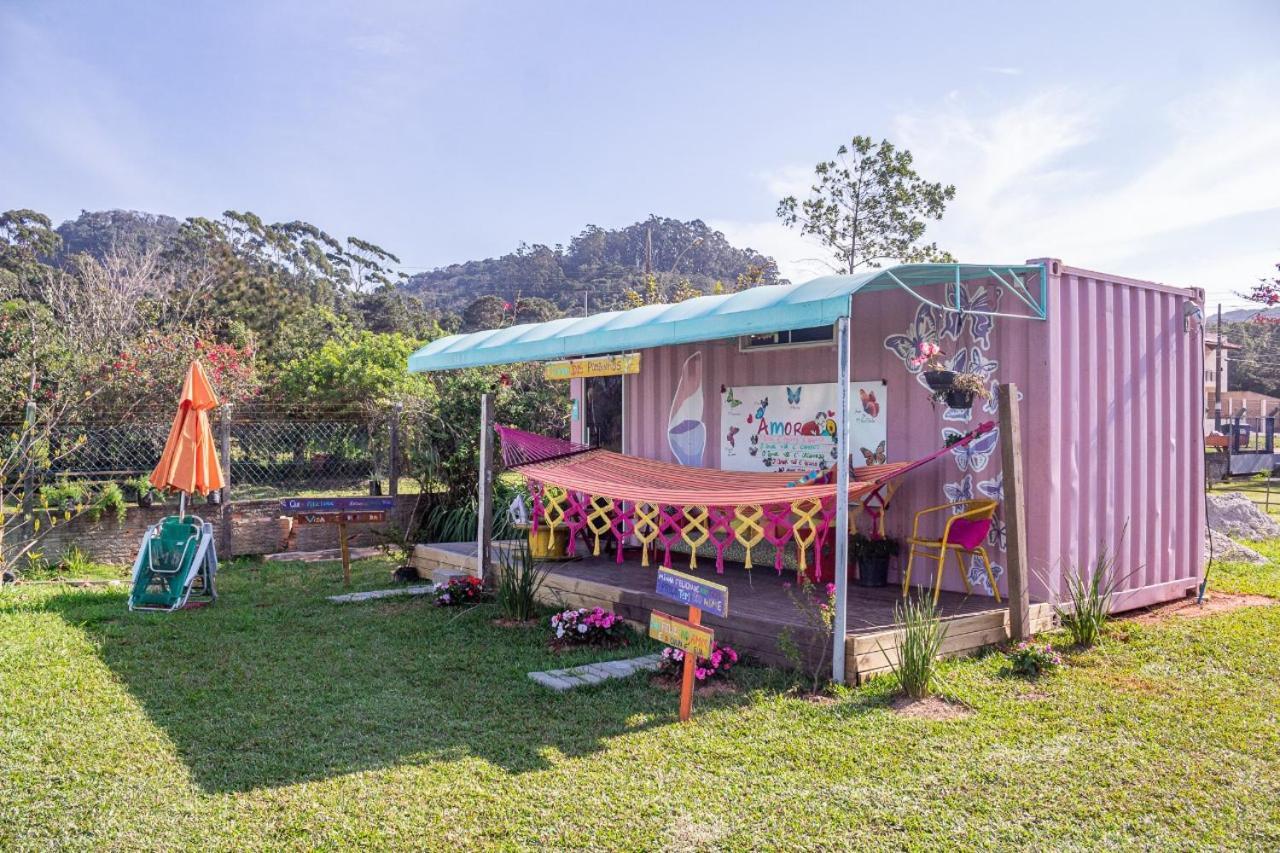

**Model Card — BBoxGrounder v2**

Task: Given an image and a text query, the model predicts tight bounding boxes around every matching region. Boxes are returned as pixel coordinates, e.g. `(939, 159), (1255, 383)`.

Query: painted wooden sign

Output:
(655, 567), (729, 618)
(280, 496), (396, 512)
(293, 511), (387, 525)
(649, 610), (714, 659)
(543, 352), (640, 381)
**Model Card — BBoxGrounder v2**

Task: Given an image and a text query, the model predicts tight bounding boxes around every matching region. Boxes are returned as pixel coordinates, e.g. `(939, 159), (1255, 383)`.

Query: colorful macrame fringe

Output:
(496, 422), (994, 580)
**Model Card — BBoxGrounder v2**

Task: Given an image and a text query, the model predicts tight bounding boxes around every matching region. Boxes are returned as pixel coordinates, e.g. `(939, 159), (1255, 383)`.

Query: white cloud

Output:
(727, 69), (1280, 305)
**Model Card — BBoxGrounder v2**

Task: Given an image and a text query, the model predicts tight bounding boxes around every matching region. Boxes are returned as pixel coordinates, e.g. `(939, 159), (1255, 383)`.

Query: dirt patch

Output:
(1124, 592), (1275, 624)
(491, 617), (540, 629)
(1016, 689), (1051, 702)
(891, 695), (973, 721)
(650, 673), (740, 697)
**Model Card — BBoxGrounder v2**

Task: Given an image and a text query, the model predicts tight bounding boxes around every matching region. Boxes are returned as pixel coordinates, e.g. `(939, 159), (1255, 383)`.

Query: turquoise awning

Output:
(408, 263), (1045, 372)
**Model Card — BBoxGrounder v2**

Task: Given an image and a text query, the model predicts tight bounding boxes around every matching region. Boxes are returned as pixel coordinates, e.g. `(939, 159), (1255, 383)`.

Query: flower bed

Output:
(549, 607), (626, 647)
(1007, 641), (1063, 677)
(658, 641), (739, 684)
(434, 575), (486, 607)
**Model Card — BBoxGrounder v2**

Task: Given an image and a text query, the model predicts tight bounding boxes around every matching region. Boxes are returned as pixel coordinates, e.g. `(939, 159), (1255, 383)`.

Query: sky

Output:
(2, 0), (1278, 310)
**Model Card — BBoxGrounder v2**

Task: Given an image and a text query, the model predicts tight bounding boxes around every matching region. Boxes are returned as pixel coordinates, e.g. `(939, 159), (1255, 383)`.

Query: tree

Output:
(461, 295), (510, 332)
(777, 136), (956, 273)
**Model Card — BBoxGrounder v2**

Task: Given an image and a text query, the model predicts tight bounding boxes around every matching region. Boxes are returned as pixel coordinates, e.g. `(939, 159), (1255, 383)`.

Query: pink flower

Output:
(694, 667), (708, 681)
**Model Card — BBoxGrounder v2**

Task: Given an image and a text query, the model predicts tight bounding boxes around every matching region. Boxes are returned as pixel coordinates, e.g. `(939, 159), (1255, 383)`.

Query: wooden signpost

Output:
(280, 497), (394, 586)
(650, 567), (729, 722)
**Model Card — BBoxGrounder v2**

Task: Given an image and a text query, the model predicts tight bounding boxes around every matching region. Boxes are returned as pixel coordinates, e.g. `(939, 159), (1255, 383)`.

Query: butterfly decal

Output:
(883, 304), (942, 373)
(860, 440), (887, 465)
(754, 397), (769, 421)
(724, 386), (742, 408)
(943, 474), (974, 506)
(977, 472), (1004, 501)
(942, 426), (1000, 472)
(726, 426), (740, 447)
(859, 388), (880, 418)
(943, 285), (1002, 348)
(988, 517), (1008, 551)
(786, 386), (802, 405)
(965, 557), (1004, 595)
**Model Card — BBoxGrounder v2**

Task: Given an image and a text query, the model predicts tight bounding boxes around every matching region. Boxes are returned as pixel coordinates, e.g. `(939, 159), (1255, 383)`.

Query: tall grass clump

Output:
(1058, 535), (1130, 648)
(495, 539), (548, 622)
(885, 596), (947, 699)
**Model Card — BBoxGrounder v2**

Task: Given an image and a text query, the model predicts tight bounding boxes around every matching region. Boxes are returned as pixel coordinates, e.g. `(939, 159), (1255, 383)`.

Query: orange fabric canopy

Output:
(150, 360), (225, 496)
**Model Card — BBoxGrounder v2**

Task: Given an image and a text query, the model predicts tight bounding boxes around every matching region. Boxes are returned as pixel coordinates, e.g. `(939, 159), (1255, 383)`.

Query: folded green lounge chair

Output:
(128, 514), (218, 612)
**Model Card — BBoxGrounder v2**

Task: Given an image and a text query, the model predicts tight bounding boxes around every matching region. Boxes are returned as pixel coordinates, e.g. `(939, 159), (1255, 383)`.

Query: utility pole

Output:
(1213, 303), (1223, 432)
(644, 227), (653, 277)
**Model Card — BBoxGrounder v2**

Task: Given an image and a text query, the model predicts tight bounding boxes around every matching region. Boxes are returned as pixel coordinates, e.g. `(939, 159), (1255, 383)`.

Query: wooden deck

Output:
(413, 542), (1055, 683)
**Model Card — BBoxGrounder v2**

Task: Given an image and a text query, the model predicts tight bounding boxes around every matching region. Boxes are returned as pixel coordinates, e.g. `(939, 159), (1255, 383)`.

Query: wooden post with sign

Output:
(650, 567), (729, 722)
(280, 497), (394, 587)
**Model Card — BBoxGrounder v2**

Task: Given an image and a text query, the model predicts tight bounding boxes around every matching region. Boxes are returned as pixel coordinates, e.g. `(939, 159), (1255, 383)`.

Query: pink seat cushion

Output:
(947, 517), (991, 550)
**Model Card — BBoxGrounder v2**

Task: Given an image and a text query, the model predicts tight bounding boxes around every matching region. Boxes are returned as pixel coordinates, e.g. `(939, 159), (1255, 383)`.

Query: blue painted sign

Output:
(655, 568), (729, 618)
(280, 496), (396, 513)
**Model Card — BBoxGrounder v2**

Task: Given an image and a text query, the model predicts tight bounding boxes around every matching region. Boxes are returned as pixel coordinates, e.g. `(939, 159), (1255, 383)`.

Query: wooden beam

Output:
(476, 393), (495, 583)
(998, 382), (1031, 641)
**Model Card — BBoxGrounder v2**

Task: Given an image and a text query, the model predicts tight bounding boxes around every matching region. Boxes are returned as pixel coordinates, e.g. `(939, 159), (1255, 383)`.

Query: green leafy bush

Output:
(495, 539), (548, 622)
(884, 596), (947, 699)
(1058, 533), (1132, 648)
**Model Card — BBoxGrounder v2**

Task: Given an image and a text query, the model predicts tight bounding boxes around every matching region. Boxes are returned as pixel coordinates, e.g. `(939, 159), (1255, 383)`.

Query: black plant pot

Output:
(856, 555), (891, 587)
(137, 490), (155, 508)
(944, 388), (974, 409)
(923, 370), (956, 393)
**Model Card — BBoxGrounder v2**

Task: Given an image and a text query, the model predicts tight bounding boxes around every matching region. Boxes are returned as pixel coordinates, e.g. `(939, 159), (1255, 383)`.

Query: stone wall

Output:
(10, 495), (423, 566)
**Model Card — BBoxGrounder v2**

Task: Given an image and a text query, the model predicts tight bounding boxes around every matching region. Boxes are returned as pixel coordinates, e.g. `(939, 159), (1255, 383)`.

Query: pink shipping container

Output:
(576, 259), (1207, 609)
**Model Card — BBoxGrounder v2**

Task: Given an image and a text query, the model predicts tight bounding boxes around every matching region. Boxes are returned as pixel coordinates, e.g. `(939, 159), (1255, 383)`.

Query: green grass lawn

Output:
(3, 548), (1280, 849)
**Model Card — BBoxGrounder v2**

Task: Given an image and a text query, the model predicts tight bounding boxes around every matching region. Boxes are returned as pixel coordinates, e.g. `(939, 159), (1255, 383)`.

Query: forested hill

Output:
(48, 210), (785, 319)
(402, 216), (784, 315)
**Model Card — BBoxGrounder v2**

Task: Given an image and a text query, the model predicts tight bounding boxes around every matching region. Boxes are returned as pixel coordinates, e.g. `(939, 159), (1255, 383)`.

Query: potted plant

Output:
(850, 533), (900, 587)
(939, 372), (992, 411)
(126, 475), (158, 507)
(910, 342), (953, 392)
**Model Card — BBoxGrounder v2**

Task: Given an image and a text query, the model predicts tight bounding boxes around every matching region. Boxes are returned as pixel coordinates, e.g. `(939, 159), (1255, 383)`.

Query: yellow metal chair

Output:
(903, 499), (1001, 605)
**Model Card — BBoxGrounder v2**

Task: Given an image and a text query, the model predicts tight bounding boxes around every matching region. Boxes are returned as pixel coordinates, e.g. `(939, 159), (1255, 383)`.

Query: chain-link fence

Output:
(6, 405), (415, 512)
(3, 402), (419, 568)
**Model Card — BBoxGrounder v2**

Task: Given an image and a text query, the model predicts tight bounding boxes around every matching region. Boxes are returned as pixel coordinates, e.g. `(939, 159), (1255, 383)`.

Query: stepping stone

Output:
(528, 653), (664, 691)
(327, 584), (434, 604)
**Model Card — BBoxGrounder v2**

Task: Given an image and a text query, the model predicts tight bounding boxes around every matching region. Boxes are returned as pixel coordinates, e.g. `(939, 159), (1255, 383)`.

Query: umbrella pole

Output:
(179, 492), (186, 519)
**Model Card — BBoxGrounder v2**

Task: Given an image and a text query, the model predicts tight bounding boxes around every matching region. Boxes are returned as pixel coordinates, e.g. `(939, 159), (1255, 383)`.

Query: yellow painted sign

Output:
(543, 352), (640, 381)
(649, 610), (714, 659)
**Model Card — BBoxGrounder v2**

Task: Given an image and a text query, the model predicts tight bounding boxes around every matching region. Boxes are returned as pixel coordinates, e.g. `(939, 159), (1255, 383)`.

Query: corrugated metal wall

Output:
(610, 260), (1205, 608)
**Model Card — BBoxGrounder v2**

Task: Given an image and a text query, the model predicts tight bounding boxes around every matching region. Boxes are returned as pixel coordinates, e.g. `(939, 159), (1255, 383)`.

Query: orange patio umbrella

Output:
(150, 360), (225, 511)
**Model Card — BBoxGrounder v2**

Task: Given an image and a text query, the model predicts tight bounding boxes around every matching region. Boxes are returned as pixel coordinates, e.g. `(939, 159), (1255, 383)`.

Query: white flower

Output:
(556, 626), (565, 638)
(577, 624), (588, 634)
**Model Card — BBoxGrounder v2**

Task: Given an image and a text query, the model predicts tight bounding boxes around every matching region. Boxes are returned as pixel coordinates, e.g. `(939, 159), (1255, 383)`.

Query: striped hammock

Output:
(496, 422), (995, 579)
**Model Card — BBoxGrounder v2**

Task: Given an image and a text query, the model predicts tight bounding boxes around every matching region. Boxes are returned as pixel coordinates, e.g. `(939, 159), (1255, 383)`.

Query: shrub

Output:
(39, 478), (87, 512)
(777, 577), (838, 694)
(1007, 641), (1063, 677)
(433, 575), (486, 607)
(883, 596), (947, 700)
(1058, 533), (1132, 648)
(495, 539), (549, 622)
(549, 607), (624, 646)
(89, 482), (128, 523)
(658, 642), (739, 684)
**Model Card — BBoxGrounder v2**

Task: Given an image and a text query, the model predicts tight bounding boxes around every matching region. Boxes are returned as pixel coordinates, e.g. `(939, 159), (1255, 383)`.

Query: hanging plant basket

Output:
(923, 369), (956, 393)
(944, 388), (975, 410)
